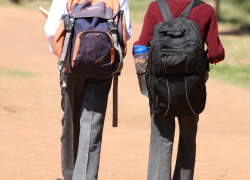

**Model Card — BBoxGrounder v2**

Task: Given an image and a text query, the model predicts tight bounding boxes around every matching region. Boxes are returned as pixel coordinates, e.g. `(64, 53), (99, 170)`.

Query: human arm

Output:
(205, 9), (225, 64)
(119, 0), (132, 40)
(133, 3), (155, 52)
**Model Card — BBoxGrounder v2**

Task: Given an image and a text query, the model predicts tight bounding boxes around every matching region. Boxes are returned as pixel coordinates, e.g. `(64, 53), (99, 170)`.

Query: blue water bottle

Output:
(134, 45), (149, 97)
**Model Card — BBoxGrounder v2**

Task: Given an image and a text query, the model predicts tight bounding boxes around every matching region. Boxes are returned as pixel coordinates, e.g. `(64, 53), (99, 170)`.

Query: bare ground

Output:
(0, 7), (250, 180)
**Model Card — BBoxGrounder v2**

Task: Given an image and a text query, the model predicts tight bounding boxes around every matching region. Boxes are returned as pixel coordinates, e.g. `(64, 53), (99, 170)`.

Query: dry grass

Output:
(0, 68), (35, 77)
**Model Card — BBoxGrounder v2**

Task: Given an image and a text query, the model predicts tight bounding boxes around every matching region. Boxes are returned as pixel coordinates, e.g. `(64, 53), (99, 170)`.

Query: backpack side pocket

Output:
(54, 20), (66, 59)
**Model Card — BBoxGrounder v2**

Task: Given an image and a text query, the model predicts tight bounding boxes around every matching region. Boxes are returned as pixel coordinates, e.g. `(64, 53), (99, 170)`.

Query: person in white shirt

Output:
(44, 1), (132, 180)
(44, 0), (132, 54)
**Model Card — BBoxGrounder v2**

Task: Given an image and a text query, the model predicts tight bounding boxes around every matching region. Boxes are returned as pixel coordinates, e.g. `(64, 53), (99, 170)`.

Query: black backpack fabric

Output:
(146, 0), (207, 117)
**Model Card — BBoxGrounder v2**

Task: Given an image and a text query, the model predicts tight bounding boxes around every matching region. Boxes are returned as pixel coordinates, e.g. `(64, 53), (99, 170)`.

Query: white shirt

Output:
(44, 0), (132, 55)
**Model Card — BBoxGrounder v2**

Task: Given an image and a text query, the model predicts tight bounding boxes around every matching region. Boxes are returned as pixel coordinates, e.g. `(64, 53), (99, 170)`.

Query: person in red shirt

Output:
(133, 0), (225, 180)
(134, 0), (225, 63)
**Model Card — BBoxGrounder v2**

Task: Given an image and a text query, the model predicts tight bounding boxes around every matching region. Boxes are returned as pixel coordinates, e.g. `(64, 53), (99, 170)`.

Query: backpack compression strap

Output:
(107, 19), (123, 127)
(59, 18), (75, 74)
(108, 19), (124, 76)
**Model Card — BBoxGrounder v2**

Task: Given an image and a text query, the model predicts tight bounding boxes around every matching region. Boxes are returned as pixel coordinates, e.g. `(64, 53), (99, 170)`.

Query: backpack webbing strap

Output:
(194, 0), (205, 7)
(60, 18), (75, 74)
(108, 19), (124, 127)
(112, 74), (119, 127)
(179, 0), (197, 19)
(108, 19), (124, 75)
(156, 0), (174, 21)
(60, 32), (70, 63)
(58, 59), (67, 91)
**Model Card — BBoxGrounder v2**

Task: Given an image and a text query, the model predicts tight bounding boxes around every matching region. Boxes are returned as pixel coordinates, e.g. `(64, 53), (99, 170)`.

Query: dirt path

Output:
(0, 7), (250, 180)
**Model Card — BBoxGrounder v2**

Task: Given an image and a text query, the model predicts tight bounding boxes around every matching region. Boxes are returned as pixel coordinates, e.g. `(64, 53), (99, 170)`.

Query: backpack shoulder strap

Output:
(156, 0), (174, 21)
(60, 17), (75, 74)
(107, 18), (123, 127)
(179, 0), (197, 19)
(194, 0), (205, 7)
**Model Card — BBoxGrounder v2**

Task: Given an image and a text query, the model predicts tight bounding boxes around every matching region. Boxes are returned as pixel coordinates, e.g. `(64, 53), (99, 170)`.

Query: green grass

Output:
(210, 63), (250, 90)
(220, 35), (250, 62)
(209, 34), (250, 90)
(128, 0), (153, 22)
(0, 68), (36, 77)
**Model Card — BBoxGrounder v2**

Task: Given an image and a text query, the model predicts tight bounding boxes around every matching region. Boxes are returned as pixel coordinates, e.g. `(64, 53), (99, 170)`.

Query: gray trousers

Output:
(147, 114), (199, 180)
(60, 70), (112, 180)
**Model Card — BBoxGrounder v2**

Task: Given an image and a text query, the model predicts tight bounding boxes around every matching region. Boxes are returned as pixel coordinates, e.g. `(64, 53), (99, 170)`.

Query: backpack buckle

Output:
(66, 18), (75, 32)
(107, 19), (118, 33)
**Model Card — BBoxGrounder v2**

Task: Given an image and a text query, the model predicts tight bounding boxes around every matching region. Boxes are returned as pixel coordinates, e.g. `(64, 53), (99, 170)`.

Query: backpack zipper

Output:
(150, 39), (203, 53)
(80, 31), (113, 46)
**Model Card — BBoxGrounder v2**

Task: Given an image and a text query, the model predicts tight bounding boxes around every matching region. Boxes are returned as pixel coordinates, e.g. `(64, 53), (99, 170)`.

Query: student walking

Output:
(134, 0), (224, 179)
(44, 0), (132, 180)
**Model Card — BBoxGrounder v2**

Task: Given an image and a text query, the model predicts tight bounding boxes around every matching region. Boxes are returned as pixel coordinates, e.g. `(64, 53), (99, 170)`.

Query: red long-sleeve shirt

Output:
(134, 0), (225, 64)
